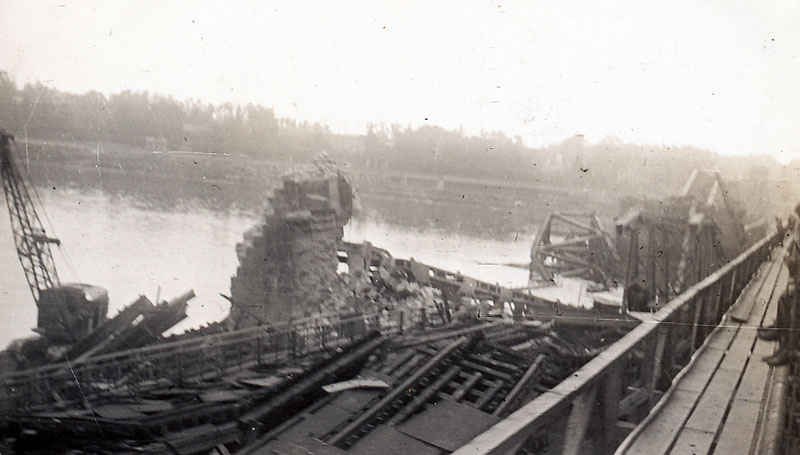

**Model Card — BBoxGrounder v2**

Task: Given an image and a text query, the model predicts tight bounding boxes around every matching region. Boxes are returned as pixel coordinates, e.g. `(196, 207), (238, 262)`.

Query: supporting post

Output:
(663, 226), (671, 300)
(707, 281), (722, 327)
(561, 385), (598, 455)
(694, 230), (703, 284)
(647, 327), (669, 408)
(622, 229), (640, 312)
(648, 225), (657, 306)
(689, 291), (705, 353)
(789, 283), (799, 355)
(715, 272), (730, 323)
(631, 230), (640, 283)
(598, 361), (623, 455)
(733, 261), (745, 296)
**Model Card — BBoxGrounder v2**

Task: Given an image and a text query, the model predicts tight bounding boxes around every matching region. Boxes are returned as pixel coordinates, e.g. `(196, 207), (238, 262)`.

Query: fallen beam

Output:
(327, 336), (470, 447)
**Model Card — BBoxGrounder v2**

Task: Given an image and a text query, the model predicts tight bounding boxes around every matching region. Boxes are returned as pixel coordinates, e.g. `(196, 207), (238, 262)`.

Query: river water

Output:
(0, 186), (532, 348)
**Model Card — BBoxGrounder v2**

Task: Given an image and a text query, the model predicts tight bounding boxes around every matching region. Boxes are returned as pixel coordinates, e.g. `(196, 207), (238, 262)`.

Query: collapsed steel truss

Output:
(528, 170), (757, 313)
(529, 212), (623, 288)
(616, 208), (726, 311)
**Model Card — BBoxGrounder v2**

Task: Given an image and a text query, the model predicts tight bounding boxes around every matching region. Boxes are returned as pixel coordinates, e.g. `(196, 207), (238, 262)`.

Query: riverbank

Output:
(14, 138), (618, 240)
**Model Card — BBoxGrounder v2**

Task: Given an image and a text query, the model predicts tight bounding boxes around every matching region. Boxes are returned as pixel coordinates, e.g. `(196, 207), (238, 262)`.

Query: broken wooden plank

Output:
(199, 389), (249, 403)
(388, 366), (461, 425)
(322, 378), (389, 394)
(327, 337), (468, 447)
(451, 372), (483, 402)
(93, 404), (146, 419)
(493, 354), (545, 417)
(467, 354), (521, 375)
(474, 380), (505, 410)
(126, 399), (174, 414)
(239, 376), (284, 388)
(460, 360), (513, 382)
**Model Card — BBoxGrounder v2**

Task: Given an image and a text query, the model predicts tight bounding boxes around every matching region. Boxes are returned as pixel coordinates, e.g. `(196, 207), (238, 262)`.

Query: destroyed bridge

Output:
(1, 158), (798, 454)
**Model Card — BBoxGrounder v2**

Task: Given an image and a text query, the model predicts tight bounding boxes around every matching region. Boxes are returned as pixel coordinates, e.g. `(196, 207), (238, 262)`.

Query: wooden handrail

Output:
(453, 229), (781, 455)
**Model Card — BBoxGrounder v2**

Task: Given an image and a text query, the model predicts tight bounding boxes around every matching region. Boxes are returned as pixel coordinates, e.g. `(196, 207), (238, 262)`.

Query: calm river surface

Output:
(0, 186), (531, 348)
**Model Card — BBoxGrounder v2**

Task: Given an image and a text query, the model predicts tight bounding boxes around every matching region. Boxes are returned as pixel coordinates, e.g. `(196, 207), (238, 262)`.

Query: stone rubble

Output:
(227, 154), (444, 330)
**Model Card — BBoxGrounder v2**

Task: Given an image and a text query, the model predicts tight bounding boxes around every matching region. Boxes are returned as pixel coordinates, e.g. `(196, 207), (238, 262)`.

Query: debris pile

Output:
(2, 291), (194, 370)
(228, 155), (450, 330)
(0, 323), (625, 454)
(341, 241), (442, 324)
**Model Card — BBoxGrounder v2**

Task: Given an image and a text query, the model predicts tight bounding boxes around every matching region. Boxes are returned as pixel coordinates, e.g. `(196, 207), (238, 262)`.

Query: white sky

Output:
(1, 1), (799, 162)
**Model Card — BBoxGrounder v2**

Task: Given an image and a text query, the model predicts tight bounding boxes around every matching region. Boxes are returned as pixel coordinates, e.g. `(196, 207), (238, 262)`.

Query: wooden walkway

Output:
(618, 240), (791, 455)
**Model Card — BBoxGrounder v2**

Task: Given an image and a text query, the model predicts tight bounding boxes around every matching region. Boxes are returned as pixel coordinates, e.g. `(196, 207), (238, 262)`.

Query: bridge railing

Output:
(453, 228), (784, 455)
(0, 308), (425, 413)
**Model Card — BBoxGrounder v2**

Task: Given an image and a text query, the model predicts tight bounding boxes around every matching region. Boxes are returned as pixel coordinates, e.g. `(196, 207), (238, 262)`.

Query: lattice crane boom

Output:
(1, 130), (61, 307)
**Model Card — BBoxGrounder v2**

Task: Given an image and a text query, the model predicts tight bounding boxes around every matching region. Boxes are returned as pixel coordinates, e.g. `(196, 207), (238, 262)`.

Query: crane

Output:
(1, 129), (108, 343)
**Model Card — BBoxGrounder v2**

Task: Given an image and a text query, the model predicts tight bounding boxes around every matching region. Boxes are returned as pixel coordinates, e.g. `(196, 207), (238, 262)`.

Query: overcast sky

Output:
(1, 1), (799, 162)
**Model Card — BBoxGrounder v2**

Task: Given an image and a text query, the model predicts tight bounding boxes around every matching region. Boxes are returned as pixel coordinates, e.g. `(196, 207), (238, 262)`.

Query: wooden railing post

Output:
(699, 287), (715, 342)
(599, 361), (623, 454)
(561, 384), (598, 455)
(707, 281), (722, 328)
(790, 279), (799, 353)
(646, 326), (669, 408)
(745, 256), (754, 282)
(648, 225), (657, 301)
(663, 226), (671, 300)
(715, 272), (730, 323)
(726, 268), (738, 311)
(689, 292), (704, 353)
(673, 302), (692, 366)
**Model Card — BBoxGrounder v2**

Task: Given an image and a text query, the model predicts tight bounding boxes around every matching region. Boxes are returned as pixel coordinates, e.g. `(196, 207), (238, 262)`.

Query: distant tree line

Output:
(0, 70), (784, 199)
(0, 71), (334, 161)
